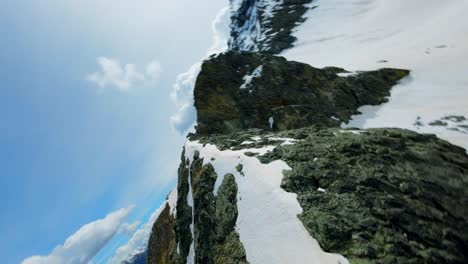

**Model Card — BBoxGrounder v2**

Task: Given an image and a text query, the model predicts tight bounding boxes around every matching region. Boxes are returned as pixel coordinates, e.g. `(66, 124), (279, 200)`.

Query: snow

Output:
(184, 139), (347, 264)
(186, 162), (195, 264)
(240, 65), (263, 89)
(283, 0), (468, 150)
(339, 130), (364, 135)
(230, 0), (285, 51)
(267, 136), (298, 146)
(336, 72), (358, 77)
(268, 116), (274, 128)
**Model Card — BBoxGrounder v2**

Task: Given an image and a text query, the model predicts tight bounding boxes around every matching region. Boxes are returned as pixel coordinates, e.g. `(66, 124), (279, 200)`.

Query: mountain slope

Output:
(283, 0), (468, 150)
(144, 0), (468, 263)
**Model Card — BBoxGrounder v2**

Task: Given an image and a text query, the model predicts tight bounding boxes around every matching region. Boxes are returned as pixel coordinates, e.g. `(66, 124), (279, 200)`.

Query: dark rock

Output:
(171, 149), (193, 264)
(259, 127), (468, 264)
(150, 149), (248, 264)
(442, 115), (466, 123)
(194, 51), (409, 134)
(147, 204), (176, 264)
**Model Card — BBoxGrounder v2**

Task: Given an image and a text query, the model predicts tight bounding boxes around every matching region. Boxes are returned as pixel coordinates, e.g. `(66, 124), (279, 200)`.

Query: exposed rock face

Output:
(154, 150), (248, 264)
(229, 0), (314, 54)
(147, 204), (176, 264)
(195, 51), (409, 134)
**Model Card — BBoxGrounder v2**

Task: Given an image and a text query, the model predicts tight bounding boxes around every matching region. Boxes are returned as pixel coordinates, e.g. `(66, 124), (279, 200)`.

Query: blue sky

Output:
(0, 0), (226, 263)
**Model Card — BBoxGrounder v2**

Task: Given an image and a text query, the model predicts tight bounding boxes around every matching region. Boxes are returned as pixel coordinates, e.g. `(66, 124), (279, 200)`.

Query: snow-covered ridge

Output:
(229, 0), (312, 53)
(184, 139), (348, 264)
(230, 0), (284, 51)
(284, 0), (468, 150)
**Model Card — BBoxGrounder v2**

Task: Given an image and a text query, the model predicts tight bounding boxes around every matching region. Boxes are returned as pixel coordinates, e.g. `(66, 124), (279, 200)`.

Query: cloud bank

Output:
(22, 206), (134, 264)
(170, 6), (231, 133)
(87, 57), (162, 91)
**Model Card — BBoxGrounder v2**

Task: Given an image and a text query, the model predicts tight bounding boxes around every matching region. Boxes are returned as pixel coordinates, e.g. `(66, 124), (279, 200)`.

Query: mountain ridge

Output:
(139, 1), (468, 263)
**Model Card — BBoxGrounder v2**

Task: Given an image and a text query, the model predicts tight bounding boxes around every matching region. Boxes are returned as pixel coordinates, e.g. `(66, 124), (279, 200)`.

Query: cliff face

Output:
(195, 51), (409, 134)
(146, 1), (468, 263)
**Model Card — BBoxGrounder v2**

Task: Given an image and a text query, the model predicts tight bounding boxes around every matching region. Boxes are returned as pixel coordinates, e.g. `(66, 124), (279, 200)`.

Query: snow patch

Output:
(230, 0), (285, 51)
(240, 65), (263, 89)
(267, 136), (298, 145)
(336, 72), (358, 77)
(186, 163), (195, 264)
(268, 116), (274, 129)
(339, 130), (364, 135)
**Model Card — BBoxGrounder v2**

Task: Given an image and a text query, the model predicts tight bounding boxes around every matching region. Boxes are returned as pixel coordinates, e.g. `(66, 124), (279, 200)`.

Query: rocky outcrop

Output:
(158, 150), (248, 264)
(189, 126), (468, 264)
(195, 51), (409, 134)
(229, 0), (314, 54)
(147, 204), (176, 264)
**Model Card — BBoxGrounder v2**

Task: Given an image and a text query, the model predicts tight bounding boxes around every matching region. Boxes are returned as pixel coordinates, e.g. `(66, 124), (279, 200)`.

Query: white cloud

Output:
(22, 206), (135, 264)
(118, 221), (141, 236)
(170, 6), (231, 133)
(170, 63), (202, 133)
(146, 61), (162, 80)
(87, 57), (162, 91)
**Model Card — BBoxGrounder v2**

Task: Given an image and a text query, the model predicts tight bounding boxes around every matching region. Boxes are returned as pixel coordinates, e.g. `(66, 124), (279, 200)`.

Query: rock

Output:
(258, 127), (468, 264)
(151, 150), (248, 264)
(195, 51), (409, 134)
(147, 204), (176, 264)
(229, 0), (314, 54)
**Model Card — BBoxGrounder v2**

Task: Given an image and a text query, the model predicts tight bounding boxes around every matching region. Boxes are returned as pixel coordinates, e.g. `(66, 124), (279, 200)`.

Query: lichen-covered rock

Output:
(195, 51), (409, 134)
(213, 174), (248, 264)
(171, 149), (193, 264)
(149, 149), (248, 264)
(256, 127), (468, 264)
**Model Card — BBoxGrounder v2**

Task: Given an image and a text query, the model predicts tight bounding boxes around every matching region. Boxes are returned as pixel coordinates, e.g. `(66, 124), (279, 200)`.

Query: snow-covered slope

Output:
(283, 0), (468, 149)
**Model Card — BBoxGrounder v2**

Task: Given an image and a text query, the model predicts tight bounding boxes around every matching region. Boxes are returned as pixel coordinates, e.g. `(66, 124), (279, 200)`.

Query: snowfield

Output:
(184, 139), (348, 264)
(283, 0), (468, 150)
